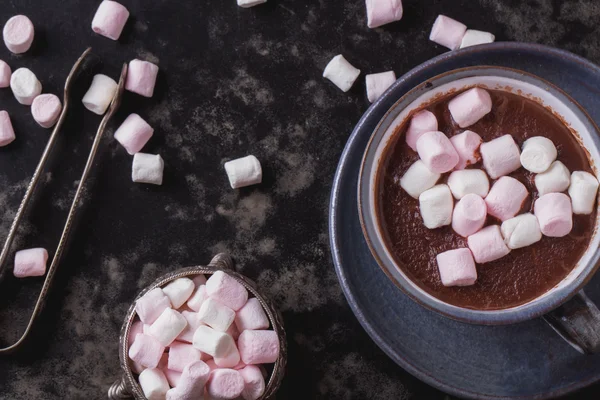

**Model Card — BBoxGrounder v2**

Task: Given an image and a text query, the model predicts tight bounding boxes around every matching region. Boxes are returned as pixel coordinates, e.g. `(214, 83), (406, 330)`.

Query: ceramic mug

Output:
(358, 66), (600, 354)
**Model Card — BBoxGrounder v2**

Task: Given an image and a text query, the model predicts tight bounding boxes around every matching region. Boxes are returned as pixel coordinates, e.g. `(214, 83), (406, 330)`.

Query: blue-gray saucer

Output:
(329, 42), (600, 399)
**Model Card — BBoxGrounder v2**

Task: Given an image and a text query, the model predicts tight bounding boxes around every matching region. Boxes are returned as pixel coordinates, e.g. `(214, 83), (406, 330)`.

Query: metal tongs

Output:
(0, 48), (127, 354)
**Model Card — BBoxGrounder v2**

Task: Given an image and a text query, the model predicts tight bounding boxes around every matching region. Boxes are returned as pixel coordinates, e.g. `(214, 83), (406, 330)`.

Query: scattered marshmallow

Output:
(135, 288), (172, 325)
(187, 285), (208, 312)
(450, 130), (482, 169)
(534, 193), (573, 237)
(460, 29), (495, 48)
(399, 160), (441, 199)
(139, 368), (169, 400)
(82, 74), (117, 115)
(452, 193), (486, 237)
(166, 361), (211, 400)
(366, 0), (403, 28)
(238, 0), (267, 8)
(13, 247), (48, 278)
(485, 176), (528, 221)
(163, 278), (195, 309)
(10, 68), (41, 106)
(501, 213), (542, 249)
(224, 155), (262, 189)
(91, 0), (130, 41)
(447, 169), (489, 199)
(568, 171), (599, 215)
(480, 135), (521, 179)
(0, 111), (16, 146)
(429, 15), (467, 50)
(206, 271), (249, 311)
(132, 153), (164, 185)
(366, 71), (396, 103)
(206, 369), (245, 400)
(520, 136), (557, 173)
(535, 161), (570, 196)
(405, 110), (438, 151)
(448, 88), (492, 128)
(147, 308), (188, 347)
(436, 248), (477, 287)
(416, 131), (459, 173)
(467, 225), (510, 263)
(176, 310), (203, 344)
(129, 333), (165, 369)
(238, 330), (280, 365)
(322, 54), (360, 92)
(31, 94), (62, 128)
(192, 325), (235, 358)
(240, 365), (266, 400)
(114, 113), (154, 155)
(126, 59), (159, 98)
(168, 341), (203, 372)
(418, 184), (453, 229)
(214, 340), (241, 368)
(198, 298), (236, 332)
(235, 298), (269, 332)
(0, 60), (11, 87)
(3, 15), (34, 54)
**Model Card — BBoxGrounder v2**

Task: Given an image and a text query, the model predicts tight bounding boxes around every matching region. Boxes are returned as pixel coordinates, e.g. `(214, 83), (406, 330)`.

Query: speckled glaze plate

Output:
(329, 42), (600, 400)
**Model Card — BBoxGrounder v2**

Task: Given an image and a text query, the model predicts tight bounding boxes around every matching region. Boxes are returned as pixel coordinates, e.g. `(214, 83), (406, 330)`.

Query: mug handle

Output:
(543, 290), (600, 354)
(108, 376), (133, 399)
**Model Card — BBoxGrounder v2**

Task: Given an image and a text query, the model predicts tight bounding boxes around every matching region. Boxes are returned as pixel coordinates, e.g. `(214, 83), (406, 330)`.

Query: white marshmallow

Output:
(447, 169), (489, 199)
(460, 29), (495, 48)
(535, 161), (570, 196)
(132, 153), (164, 185)
(366, 0), (403, 28)
(399, 160), (441, 199)
(569, 171), (599, 215)
(429, 15), (467, 50)
(192, 325), (235, 358)
(366, 71), (396, 103)
(500, 213), (542, 250)
(147, 308), (188, 347)
(198, 298), (236, 332)
(162, 278), (195, 309)
(82, 74), (117, 115)
(214, 339), (241, 368)
(10, 68), (41, 105)
(224, 155), (262, 189)
(322, 54), (360, 92)
(405, 110), (438, 151)
(520, 136), (557, 173)
(238, 0), (267, 7)
(450, 130), (482, 169)
(187, 285), (208, 312)
(448, 88), (492, 128)
(139, 368), (169, 400)
(419, 184), (453, 229)
(480, 135), (521, 179)
(3, 15), (34, 54)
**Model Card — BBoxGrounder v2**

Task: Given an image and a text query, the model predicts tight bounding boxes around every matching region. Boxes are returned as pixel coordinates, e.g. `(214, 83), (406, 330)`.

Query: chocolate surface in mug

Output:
(377, 88), (597, 310)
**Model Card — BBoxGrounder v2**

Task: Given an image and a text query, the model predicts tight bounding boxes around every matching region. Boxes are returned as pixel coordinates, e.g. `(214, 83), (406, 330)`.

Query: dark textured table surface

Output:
(0, 0), (599, 399)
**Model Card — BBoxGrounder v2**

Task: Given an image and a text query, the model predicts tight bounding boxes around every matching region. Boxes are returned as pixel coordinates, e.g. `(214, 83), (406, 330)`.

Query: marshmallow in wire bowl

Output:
(108, 253), (287, 400)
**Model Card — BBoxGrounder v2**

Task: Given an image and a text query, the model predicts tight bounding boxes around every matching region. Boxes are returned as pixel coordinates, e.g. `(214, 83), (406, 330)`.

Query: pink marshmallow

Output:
(13, 248), (48, 278)
(0, 111), (16, 147)
(429, 15), (467, 50)
(91, 1), (129, 41)
(226, 320), (241, 340)
(239, 365), (266, 400)
(206, 271), (249, 311)
(450, 130), (482, 169)
(3, 15), (34, 54)
(31, 94), (62, 128)
(238, 330), (280, 365)
(448, 88), (492, 128)
(416, 131), (459, 173)
(436, 248), (477, 287)
(176, 310), (203, 343)
(480, 135), (521, 179)
(485, 176), (529, 221)
(452, 193), (487, 237)
(467, 225), (510, 263)
(534, 193), (573, 237)
(405, 109), (438, 151)
(187, 284), (208, 312)
(235, 298), (270, 332)
(193, 274), (207, 287)
(206, 369), (245, 400)
(163, 368), (182, 388)
(365, 0), (403, 29)
(128, 333), (165, 369)
(114, 113), (154, 155)
(128, 320), (144, 347)
(126, 59), (159, 98)
(135, 288), (171, 325)
(0, 60), (11, 88)
(166, 360), (211, 400)
(168, 341), (203, 372)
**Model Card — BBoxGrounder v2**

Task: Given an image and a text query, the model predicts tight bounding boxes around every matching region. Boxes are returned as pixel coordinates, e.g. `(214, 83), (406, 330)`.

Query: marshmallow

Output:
(126, 59), (159, 98)
(520, 136), (557, 173)
(139, 368), (169, 400)
(132, 153), (164, 185)
(238, 0), (267, 8)
(535, 161), (570, 196)
(148, 308), (188, 347)
(226, 321), (241, 341)
(129, 320), (144, 347)
(467, 225), (510, 263)
(405, 110), (438, 151)
(177, 310), (203, 343)
(114, 113), (154, 155)
(168, 341), (203, 372)
(416, 131), (459, 173)
(166, 361), (211, 400)
(235, 298), (270, 332)
(128, 334), (165, 369)
(0, 60), (11, 87)
(366, 0), (403, 28)
(450, 130), (482, 169)
(501, 213), (542, 249)
(366, 71), (396, 103)
(436, 248), (477, 287)
(214, 340), (241, 368)
(240, 365), (266, 400)
(206, 369), (245, 400)
(163, 278), (195, 309)
(82, 74), (117, 115)
(3, 15), (34, 54)
(447, 169), (489, 199)
(163, 369), (182, 388)
(198, 298), (236, 332)
(91, 1), (129, 40)
(193, 274), (207, 286)
(135, 288), (172, 325)
(452, 194), (487, 237)
(238, 330), (280, 365)
(429, 15), (467, 50)
(419, 184), (453, 229)
(10, 68), (41, 106)
(206, 270), (249, 311)
(322, 54), (361, 92)
(31, 94), (62, 128)
(13, 247), (48, 278)
(0, 111), (16, 146)
(569, 171), (599, 215)
(534, 193), (573, 237)
(224, 155), (262, 189)
(448, 88), (492, 128)
(187, 285), (208, 312)
(192, 325), (236, 358)
(485, 176), (529, 221)
(399, 160), (441, 199)
(480, 135), (521, 179)
(460, 29), (495, 48)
